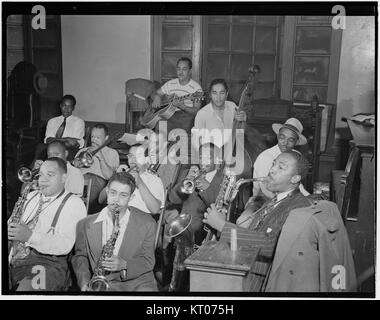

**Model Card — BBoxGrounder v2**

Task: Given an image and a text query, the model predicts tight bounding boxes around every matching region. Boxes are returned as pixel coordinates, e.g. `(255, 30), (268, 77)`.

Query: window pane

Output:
(231, 54), (252, 80)
(33, 53), (59, 73)
(254, 82), (274, 99)
(7, 25), (24, 47)
(32, 26), (59, 47)
(162, 52), (191, 79)
(208, 16), (230, 23)
(294, 56), (329, 84)
(208, 24), (230, 51)
(206, 53), (229, 81)
(163, 16), (192, 23)
(296, 26), (331, 54)
(254, 55), (275, 82)
(256, 16), (277, 25)
(229, 81), (247, 105)
(292, 86), (327, 102)
(232, 25), (252, 52)
(7, 50), (24, 72)
(255, 27), (276, 53)
(162, 25), (192, 50)
(232, 16), (254, 23)
(7, 15), (23, 24)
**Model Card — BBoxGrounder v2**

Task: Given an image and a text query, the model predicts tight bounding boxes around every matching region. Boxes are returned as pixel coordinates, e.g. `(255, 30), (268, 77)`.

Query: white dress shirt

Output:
(128, 171), (165, 214)
(44, 115), (85, 148)
(253, 144), (310, 198)
(191, 101), (238, 165)
(93, 207), (130, 256)
(11, 190), (87, 258)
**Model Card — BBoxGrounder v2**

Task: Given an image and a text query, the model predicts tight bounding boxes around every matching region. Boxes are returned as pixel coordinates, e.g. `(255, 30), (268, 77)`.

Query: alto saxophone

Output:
(203, 174), (267, 243)
(8, 167), (41, 264)
(88, 207), (120, 291)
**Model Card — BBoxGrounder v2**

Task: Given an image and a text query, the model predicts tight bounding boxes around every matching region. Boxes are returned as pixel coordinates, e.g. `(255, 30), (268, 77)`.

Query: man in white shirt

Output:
(73, 123), (120, 213)
(151, 57), (203, 136)
(126, 145), (165, 215)
(237, 118), (310, 226)
(33, 95), (85, 164)
(72, 172), (157, 291)
(191, 78), (247, 165)
(8, 157), (87, 291)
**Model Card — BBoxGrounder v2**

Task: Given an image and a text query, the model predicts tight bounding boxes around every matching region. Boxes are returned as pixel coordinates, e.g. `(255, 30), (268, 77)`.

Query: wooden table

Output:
(184, 241), (259, 292)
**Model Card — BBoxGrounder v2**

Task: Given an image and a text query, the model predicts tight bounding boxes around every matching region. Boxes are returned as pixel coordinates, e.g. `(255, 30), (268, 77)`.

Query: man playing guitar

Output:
(151, 57), (203, 135)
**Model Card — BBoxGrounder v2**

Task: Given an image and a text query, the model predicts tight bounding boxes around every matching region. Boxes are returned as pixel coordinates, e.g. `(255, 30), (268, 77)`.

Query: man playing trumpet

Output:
(73, 123), (120, 213)
(72, 172), (157, 291)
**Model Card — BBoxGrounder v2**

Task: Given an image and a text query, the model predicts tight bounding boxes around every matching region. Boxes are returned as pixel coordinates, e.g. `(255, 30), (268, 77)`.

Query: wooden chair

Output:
(125, 78), (161, 133)
(81, 178), (93, 215)
(331, 146), (360, 221)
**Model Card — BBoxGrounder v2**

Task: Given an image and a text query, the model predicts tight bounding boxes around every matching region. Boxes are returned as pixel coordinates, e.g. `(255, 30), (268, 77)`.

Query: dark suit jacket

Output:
(72, 207), (157, 292)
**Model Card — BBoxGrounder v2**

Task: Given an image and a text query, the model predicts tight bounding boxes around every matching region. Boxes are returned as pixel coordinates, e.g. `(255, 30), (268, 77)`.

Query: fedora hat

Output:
(272, 118), (307, 145)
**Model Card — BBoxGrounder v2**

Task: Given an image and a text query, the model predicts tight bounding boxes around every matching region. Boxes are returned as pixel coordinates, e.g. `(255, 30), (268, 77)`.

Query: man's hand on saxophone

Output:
(8, 222), (32, 242)
(202, 203), (226, 233)
(101, 255), (127, 272)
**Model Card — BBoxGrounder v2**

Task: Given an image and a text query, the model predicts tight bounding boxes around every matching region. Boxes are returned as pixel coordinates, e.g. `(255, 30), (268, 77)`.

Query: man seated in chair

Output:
(151, 57), (203, 135)
(162, 142), (224, 291)
(203, 151), (356, 292)
(73, 123), (120, 213)
(33, 95), (85, 164)
(72, 172), (158, 292)
(237, 117), (310, 227)
(8, 157), (87, 291)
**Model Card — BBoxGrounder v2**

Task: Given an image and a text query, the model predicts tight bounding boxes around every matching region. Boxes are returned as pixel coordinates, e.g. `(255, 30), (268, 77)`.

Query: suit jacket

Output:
(72, 207), (157, 292)
(265, 200), (356, 292)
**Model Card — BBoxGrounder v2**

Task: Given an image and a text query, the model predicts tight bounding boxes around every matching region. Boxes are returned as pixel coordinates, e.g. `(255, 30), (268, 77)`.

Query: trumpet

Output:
(17, 167), (40, 183)
(181, 167), (207, 194)
(72, 131), (124, 168)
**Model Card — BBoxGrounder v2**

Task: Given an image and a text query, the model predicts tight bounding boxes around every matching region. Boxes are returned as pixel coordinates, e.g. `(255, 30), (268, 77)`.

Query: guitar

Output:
(141, 90), (205, 129)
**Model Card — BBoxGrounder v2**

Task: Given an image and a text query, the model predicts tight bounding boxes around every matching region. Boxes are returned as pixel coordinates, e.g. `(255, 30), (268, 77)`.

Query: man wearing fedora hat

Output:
(237, 118), (310, 227)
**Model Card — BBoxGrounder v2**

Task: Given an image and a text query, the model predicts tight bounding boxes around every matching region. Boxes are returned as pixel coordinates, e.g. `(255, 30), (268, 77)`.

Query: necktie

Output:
(55, 118), (67, 138)
(11, 195), (49, 265)
(249, 196), (278, 230)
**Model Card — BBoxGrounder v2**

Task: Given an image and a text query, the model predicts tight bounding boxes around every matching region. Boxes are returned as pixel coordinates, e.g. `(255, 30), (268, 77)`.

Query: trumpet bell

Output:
(89, 276), (110, 292)
(17, 167), (39, 183)
(165, 213), (192, 238)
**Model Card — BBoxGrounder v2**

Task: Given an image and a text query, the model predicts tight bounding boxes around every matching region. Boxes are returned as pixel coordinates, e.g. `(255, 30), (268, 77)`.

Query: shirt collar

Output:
(94, 206), (130, 224)
(276, 188), (297, 202)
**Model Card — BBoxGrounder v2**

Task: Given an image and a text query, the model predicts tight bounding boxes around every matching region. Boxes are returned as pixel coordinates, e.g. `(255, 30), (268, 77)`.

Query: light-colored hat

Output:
(272, 118), (307, 146)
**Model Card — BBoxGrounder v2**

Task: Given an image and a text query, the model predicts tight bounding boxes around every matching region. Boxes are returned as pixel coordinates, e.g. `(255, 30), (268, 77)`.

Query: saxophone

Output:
(88, 207), (120, 291)
(8, 168), (40, 264)
(203, 173), (267, 243)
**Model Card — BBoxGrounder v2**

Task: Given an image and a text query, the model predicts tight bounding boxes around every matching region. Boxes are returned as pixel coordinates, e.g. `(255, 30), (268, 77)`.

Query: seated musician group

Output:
(7, 56), (357, 293)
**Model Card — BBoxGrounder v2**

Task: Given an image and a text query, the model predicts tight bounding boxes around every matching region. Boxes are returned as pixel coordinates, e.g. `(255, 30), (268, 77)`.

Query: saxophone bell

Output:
(88, 275), (111, 292)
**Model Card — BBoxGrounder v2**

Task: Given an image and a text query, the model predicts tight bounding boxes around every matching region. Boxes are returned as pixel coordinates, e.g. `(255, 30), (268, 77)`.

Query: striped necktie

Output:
(249, 195), (278, 230)
(55, 117), (67, 138)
